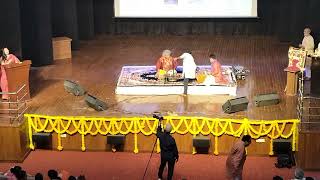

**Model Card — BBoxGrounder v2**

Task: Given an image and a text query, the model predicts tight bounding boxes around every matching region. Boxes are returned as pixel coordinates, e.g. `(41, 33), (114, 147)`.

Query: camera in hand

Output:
(153, 112), (164, 121)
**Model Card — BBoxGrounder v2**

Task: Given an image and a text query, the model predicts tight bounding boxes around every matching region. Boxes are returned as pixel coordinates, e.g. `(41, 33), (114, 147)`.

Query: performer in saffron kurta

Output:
(209, 54), (227, 84)
(0, 48), (21, 100)
(226, 135), (251, 180)
(156, 49), (177, 72)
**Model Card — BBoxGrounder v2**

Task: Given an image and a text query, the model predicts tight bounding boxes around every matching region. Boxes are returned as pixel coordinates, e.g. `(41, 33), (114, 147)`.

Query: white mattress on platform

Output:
(115, 65), (237, 96)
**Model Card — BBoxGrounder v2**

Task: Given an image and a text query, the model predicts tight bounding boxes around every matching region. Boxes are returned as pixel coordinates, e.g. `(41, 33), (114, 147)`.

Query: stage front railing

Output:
(0, 85), (28, 124)
(25, 114), (299, 155)
(297, 72), (320, 131)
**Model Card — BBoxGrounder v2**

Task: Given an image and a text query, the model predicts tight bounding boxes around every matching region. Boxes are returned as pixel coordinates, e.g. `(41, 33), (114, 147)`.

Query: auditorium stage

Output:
(0, 35), (303, 161)
(24, 35), (296, 120)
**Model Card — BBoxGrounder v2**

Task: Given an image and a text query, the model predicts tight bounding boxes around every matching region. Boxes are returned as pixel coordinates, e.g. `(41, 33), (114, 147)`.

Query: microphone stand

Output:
(142, 119), (162, 180)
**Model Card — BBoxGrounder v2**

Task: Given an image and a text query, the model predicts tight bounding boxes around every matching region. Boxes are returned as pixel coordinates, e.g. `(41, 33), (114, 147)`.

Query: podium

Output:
(285, 69), (299, 96)
(3, 60), (31, 100)
(52, 37), (72, 60)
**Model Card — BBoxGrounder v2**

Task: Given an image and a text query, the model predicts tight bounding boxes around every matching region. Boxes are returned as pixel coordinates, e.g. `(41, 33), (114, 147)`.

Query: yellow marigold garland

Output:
(25, 114), (300, 155)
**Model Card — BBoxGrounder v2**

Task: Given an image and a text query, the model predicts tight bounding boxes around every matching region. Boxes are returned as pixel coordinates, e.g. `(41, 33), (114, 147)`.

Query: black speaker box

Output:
(254, 93), (280, 107)
(32, 133), (52, 149)
(64, 80), (86, 96)
(193, 136), (210, 148)
(85, 94), (107, 111)
(193, 136), (210, 154)
(222, 97), (249, 114)
(273, 139), (292, 155)
(107, 135), (125, 145)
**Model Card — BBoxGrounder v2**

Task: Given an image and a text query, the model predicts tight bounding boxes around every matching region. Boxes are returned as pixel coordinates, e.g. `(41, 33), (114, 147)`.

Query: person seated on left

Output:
(156, 49), (177, 77)
(0, 48), (21, 100)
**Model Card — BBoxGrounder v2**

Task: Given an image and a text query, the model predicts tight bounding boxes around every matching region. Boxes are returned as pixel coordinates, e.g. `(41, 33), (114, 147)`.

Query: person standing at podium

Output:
(0, 48), (21, 100)
(299, 28), (314, 79)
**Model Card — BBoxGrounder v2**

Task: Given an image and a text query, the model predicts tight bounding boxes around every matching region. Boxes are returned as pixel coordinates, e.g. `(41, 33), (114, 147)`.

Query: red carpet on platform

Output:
(0, 151), (319, 180)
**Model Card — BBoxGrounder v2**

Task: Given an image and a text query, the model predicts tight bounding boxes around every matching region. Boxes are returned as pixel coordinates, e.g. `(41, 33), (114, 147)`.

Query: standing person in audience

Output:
(226, 135), (252, 180)
(299, 28), (314, 79)
(175, 50), (197, 96)
(157, 123), (179, 180)
(0, 48), (21, 100)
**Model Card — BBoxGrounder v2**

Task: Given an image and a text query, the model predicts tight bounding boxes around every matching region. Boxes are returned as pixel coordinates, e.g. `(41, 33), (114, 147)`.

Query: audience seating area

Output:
(0, 166), (86, 180)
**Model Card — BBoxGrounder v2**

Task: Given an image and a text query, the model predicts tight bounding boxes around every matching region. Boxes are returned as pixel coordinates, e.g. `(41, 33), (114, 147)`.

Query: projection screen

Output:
(114, 0), (258, 18)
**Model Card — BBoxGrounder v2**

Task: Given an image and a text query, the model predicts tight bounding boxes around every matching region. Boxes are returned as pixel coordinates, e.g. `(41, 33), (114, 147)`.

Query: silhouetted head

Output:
(35, 173), (44, 180)
(241, 135), (251, 147)
(273, 176), (283, 180)
(68, 176), (77, 180)
(48, 169), (58, 179)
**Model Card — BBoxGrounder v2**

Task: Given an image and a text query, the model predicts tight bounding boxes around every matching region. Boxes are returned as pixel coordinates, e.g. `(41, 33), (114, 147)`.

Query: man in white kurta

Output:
(299, 28), (314, 79)
(177, 51), (197, 95)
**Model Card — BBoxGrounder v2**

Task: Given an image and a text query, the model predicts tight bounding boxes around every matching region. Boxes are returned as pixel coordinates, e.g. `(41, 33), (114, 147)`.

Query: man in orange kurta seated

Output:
(156, 49), (177, 73)
(0, 48), (21, 100)
(209, 53), (227, 84)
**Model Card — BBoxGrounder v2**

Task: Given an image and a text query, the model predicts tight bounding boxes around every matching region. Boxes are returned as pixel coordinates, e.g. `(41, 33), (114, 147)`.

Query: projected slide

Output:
(114, 0), (257, 18)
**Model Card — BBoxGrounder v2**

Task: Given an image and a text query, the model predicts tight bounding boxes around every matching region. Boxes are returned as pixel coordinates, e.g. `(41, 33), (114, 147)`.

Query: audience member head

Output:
(273, 175), (283, 180)
(304, 28), (311, 36)
(294, 168), (304, 180)
(306, 177), (314, 180)
(77, 175), (86, 180)
(164, 123), (172, 133)
(241, 135), (252, 147)
(10, 166), (22, 178)
(16, 170), (27, 180)
(48, 169), (59, 180)
(162, 49), (172, 58)
(35, 173), (44, 180)
(68, 176), (77, 180)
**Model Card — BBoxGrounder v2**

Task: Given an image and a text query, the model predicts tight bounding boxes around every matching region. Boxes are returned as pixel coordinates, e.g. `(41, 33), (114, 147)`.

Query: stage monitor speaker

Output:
(64, 80), (86, 96)
(85, 94), (107, 111)
(222, 97), (249, 114)
(107, 135), (125, 145)
(273, 138), (292, 155)
(193, 135), (210, 154)
(254, 93), (280, 107)
(193, 136), (210, 148)
(32, 133), (52, 149)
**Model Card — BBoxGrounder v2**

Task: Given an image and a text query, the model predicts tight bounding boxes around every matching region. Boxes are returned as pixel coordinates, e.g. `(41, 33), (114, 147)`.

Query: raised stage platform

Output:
(115, 65), (237, 96)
